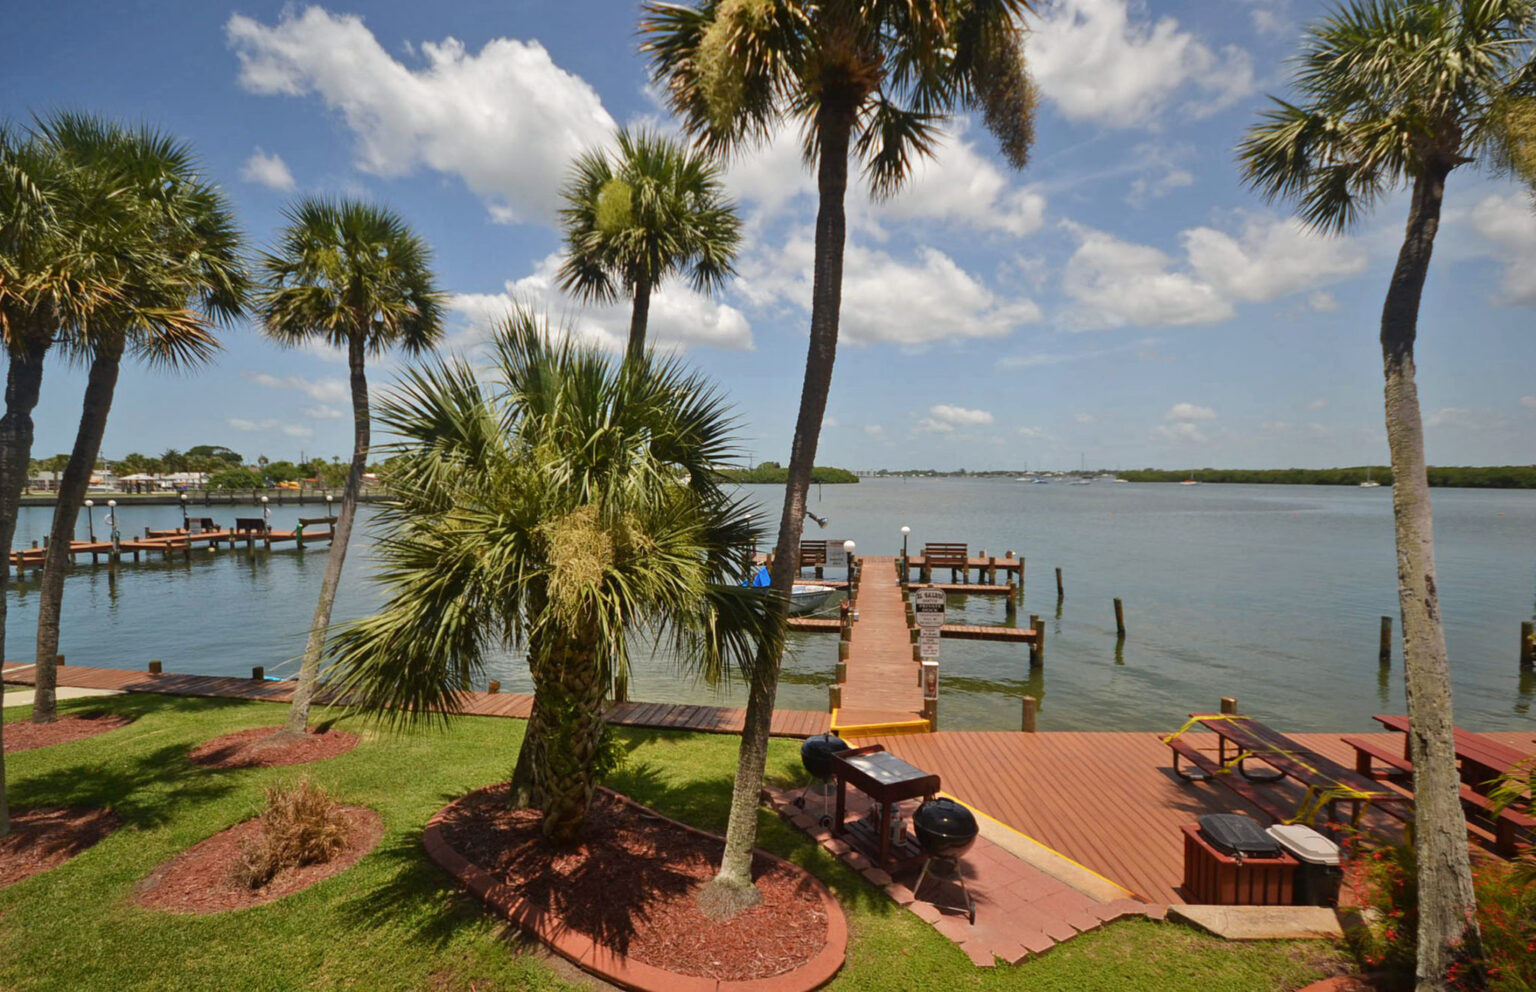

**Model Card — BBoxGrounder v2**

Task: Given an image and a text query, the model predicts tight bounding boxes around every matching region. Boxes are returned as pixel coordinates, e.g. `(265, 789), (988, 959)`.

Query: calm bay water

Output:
(5, 479), (1534, 732)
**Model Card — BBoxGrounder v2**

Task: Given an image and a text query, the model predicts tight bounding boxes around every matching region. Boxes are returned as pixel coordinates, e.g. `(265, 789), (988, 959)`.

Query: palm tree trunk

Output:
(32, 341), (123, 723)
(509, 684), (552, 809)
(0, 334), (51, 837)
(1382, 166), (1483, 992)
(533, 621), (608, 844)
(625, 278), (653, 366)
(705, 99), (856, 916)
(284, 333), (369, 734)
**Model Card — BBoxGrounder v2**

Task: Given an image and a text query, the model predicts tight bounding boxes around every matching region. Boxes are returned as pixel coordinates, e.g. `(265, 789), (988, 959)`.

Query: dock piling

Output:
(1055, 567), (1064, 599)
(1522, 621), (1534, 669)
(1005, 582), (1018, 621)
(828, 684), (842, 712)
(1029, 614), (1043, 666)
(148, 659), (163, 675)
(488, 679), (501, 694)
(1220, 696), (1238, 715)
(56, 654), (64, 667)
(1021, 695), (1038, 733)
(1114, 598), (1126, 636)
(252, 666), (264, 680)
(1379, 615), (1393, 666)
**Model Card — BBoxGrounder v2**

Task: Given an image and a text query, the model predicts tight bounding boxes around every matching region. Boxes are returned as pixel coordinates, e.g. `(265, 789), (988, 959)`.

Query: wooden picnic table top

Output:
(1190, 714), (1406, 803)
(1372, 714), (1535, 773)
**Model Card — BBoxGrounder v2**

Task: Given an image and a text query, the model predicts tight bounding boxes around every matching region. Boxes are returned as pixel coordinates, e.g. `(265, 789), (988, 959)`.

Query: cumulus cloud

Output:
(1016, 425), (1052, 439)
(227, 6), (615, 224)
(1469, 194), (1536, 305)
(1152, 421), (1208, 443)
(1028, 0), (1255, 127)
(1165, 402), (1216, 421)
(1061, 213), (1367, 330)
(242, 371), (350, 404)
(450, 253), (752, 354)
(917, 404), (994, 433)
(240, 148), (296, 191)
(228, 418), (278, 432)
(1308, 291), (1340, 312)
(740, 234), (1039, 346)
(302, 405), (345, 420)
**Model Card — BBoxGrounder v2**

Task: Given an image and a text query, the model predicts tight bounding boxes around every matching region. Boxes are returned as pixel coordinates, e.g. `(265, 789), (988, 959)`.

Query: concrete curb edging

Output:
(422, 785), (847, 992)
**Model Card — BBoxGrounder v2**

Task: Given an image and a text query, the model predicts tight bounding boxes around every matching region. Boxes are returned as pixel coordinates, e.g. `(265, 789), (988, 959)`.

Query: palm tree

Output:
(30, 116), (247, 724)
(255, 198), (445, 736)
(642, 0), (1037, 912)
(323, 309), (778, 842)
(557, 127), (742, 363)
(1240, 2), (1534, 986)
(0, 118), (153, 836)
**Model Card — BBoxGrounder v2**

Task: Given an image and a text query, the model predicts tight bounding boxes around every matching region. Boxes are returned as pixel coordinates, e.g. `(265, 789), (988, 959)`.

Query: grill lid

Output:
(1197, 814), (1281, 858)
(800, 734), (851, 780)
(1265, 824), (1341, 865)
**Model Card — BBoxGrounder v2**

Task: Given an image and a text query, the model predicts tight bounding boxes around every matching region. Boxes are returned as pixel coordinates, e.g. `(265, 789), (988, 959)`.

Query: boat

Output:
(1359, 467), (1381, 488)
(1070, 454), (1092, 484)
(1069, 477), (1091, 486)
(1179, 477), (1199, 486)
(790, 583), (838, 616)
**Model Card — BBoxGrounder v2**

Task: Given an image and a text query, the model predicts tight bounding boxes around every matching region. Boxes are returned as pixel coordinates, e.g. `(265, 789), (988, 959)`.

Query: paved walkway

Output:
(0, 662), (830, 739)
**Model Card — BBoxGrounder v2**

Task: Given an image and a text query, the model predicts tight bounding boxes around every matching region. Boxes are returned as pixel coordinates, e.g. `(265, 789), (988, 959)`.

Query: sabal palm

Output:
(31, 115), (247, 725)
(0, 117), (179, 835)
(1240, 2), (1534, 987)
(558, 127), (742, 363)
(323, 310), (777, 842)
(642, 0), (1036, 910)
(256, 198), (445, 735)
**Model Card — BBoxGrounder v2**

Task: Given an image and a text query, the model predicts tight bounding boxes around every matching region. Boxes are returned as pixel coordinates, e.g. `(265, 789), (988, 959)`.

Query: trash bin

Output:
(1266, 824), (1343, 906)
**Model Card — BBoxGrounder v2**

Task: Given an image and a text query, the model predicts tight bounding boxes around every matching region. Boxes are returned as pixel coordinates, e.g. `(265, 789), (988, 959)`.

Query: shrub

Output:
(1344, 836), (1536, 992)
(231, 778), (350, 889)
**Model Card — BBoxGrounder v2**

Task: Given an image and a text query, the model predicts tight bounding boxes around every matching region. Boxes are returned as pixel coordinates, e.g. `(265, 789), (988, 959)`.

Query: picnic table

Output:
(830, 744), (940, 871)
(1164, 714), (1412, 829)
(1371, 714), (1534, 794)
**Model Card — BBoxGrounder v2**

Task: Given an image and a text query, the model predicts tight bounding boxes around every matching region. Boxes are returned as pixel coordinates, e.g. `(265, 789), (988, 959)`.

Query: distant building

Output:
(115, 472), (208, 493)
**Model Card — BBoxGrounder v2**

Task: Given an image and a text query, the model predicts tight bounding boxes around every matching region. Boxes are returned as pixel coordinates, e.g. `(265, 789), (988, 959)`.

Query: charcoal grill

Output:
(794, 733), (850, 827)
(912, 798), (979, 923)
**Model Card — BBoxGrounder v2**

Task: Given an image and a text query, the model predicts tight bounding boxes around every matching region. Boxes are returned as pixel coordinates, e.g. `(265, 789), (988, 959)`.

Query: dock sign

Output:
(825, 540), (847, 569)
(914, 588), (945, 659)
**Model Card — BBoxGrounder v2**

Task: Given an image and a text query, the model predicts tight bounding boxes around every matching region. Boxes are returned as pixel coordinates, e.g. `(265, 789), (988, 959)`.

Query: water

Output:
(6, 480), (1535, 732)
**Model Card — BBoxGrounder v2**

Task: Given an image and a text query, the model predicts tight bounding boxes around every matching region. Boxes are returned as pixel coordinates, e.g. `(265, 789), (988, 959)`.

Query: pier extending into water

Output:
(8, 516), (336, 576)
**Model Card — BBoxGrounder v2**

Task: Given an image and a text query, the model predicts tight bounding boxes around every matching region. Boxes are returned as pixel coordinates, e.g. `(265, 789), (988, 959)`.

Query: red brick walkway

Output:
(0, 661), (830, 739)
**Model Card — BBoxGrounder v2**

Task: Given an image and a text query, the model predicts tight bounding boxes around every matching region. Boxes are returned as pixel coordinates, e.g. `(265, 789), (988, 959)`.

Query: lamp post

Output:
(179, 491), (189, 531)
(84, 498), (95, 542)
(325, 493), (334, 519)
(106, 499), (119, 563)
(900, 525), (910, 558)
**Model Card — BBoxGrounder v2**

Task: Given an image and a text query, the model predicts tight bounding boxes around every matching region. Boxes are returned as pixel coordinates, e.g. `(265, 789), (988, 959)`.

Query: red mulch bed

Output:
(132, 806), (383, 914)
(3, 712), (133, 753)
(436, 786), (829, 984)
(187, 726), (359, 769)
(0, 807), (122, 889)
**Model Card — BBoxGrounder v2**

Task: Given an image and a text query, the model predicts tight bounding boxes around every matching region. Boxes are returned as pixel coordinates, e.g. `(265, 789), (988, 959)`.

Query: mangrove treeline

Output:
(1119, 466), (1536, 489)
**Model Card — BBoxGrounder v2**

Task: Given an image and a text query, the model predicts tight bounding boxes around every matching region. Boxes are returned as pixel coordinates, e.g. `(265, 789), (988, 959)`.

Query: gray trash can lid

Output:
(1265, 824), (1341, 865)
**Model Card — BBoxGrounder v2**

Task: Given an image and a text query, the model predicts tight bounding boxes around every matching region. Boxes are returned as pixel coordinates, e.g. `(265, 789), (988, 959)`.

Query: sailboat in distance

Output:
(1359, 466), (1382, 488)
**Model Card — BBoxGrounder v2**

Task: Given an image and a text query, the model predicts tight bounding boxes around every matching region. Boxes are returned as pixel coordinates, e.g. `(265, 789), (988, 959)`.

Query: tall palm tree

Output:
(642, 0), (1037, 912)
(30, 116), (247, 724)
(256, 198), (445, 736)
(1240, 2), (1534, 987)
(0, 118), (151, 836)
(557, 127), (742, 364)
(323, 310), (778, 842)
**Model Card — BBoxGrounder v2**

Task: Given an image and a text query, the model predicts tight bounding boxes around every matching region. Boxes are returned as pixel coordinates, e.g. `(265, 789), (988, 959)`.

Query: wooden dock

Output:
(8, 517), (335, 575)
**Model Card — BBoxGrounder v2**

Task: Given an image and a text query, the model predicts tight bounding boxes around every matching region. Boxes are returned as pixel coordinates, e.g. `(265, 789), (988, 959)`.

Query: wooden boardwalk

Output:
(0, 661), (829, 739)
(834, 556), (927, 731)
(10, 522), (335, 575)
(851, 729), (1536, 905)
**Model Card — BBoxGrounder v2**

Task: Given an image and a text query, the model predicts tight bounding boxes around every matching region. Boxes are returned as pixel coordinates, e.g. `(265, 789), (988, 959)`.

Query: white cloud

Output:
(302, 405), (345, 420)
(1060, 213), (1367, 330)
(239, 148), (296, 191)
(1424, 407), (1483, 429)
(242, 371), (350, 404)
(1469, 194), (1536, 305)
(1016, 426), (1052, 439)
(1127, 167), (1194, 206)
(859, 123), (1046, 237)
(916, 404), (994, 434)
(450, 252), (752, 354)
(1062, 225), (1231, 329)
(1308, 291), (1340, 312)
(1028, 0), (1255, 127)
(1165, 402), (1216, 421)
(227, 7), (615, 225)
(282, 425), (316, 439)
(863, 425), (885, 437)
(822, 416), (841, 428)
(1152, 421), (1208, 443)
(228, 418), (278, 432)
(740, 235), (1039, 346)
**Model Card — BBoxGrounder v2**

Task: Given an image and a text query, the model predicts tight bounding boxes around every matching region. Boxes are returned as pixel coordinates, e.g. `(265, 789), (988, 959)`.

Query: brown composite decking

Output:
(834, 556), (927, 729)
(850, 729), (1536, 905)
(0, 661), (829, 739)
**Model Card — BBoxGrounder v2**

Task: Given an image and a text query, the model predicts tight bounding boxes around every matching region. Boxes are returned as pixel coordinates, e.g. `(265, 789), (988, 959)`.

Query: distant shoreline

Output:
(18, 489), (389, 508)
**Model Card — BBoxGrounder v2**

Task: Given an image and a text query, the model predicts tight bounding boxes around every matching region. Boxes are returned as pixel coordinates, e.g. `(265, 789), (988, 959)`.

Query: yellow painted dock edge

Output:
(829, 708), (933, 737)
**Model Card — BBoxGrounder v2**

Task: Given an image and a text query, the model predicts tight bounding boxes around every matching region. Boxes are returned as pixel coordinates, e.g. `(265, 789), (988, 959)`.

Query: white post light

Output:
(900, 525), (910, 558)
(84, 499), (96, 542)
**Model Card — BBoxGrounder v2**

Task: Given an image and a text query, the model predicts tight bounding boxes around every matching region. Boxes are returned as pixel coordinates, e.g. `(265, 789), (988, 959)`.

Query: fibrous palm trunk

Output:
(625, 277), (653, 367)
(532, 621), (608, 844)
(33, 339), (123, 723)
(705, 100), (855, 915)
(1382, 166), (1484, 992)
(0, 334), (50, 836)
(284, 332), (370, 734)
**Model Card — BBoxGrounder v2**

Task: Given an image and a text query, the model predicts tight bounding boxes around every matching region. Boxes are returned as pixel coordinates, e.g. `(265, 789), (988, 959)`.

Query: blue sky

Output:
(3, 0), (1533, 472)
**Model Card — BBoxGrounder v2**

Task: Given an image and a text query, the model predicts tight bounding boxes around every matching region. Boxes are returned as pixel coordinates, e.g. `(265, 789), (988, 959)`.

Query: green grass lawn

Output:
(0, 694), (1348, 991)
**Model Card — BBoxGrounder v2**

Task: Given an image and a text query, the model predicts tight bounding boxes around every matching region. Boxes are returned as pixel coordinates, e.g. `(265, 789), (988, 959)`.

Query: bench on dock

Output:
(920, 543), (969, 582)
(232, 517), (268, 534)
(1345, 734), (1535, 857)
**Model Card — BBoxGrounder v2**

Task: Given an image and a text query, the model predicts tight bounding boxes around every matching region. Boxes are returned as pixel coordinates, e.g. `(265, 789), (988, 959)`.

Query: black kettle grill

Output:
(912, 798), (980, 923)
(794, 734), (850, 827)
